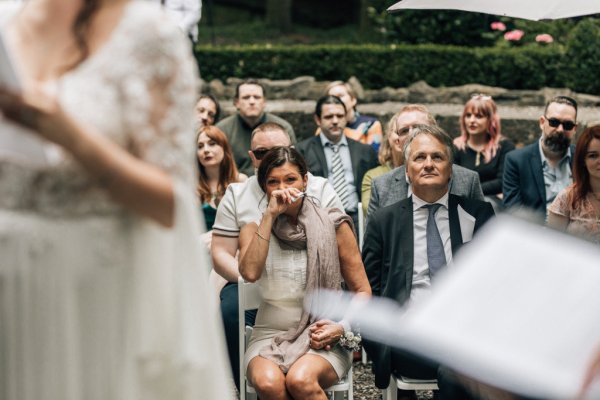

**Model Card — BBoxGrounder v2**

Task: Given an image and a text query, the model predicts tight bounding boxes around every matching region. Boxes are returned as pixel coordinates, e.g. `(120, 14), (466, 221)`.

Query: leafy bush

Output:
(195, 44), (570, 91)
(369, 8), (496, 46)
(565, 19), (600, 95)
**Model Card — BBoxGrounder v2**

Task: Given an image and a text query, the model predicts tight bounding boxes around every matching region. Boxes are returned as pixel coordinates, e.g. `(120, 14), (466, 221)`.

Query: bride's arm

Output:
(0, 87), (176, 227)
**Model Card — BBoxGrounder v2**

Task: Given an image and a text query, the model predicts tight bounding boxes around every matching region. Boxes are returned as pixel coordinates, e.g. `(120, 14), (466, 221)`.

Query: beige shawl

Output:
(258, 197), (352, 372)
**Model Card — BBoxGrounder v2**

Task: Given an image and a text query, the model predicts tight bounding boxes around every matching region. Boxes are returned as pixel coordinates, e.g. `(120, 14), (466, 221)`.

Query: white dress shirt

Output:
(410, 192), (452, 304)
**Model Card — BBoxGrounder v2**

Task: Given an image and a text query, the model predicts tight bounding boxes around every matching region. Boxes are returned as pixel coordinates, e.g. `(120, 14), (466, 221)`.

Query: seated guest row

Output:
(201, 89), (598, 398)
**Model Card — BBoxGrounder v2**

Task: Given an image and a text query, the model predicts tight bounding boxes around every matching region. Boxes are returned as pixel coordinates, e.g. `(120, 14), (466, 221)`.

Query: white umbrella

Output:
(388, 0), (600, 21)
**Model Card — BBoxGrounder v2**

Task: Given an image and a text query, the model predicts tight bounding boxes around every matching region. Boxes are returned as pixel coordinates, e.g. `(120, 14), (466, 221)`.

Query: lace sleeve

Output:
(119, 11), (199, 186)
(548, 186), (572, 218)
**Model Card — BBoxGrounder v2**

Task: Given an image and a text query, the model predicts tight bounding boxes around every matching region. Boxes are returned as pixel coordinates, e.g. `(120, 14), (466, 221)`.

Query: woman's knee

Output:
(249, 363), (286, 398)
(285, 369), (322, 398)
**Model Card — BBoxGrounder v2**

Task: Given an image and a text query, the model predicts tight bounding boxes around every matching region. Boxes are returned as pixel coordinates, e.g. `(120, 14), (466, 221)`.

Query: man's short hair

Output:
(234, 79), (266, 99)
(396, 104), (438, 126)
(544, 95), (578, 117)
(250, 122), (290, 143)
(387, 104), (438, 139)
(314, 95), (347, 118)
(403, 124), (454, 163)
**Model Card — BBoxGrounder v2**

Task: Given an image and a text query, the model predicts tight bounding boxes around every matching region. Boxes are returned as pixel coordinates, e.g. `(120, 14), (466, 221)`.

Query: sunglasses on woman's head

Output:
(545, 117), (576, 131)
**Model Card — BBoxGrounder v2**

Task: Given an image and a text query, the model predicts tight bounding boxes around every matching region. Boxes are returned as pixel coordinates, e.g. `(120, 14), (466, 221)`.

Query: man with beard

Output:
(503, 96), (578, 220)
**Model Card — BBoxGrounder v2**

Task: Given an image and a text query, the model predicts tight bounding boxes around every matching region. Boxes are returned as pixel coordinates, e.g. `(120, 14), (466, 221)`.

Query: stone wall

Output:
(205, 77), (600, 146)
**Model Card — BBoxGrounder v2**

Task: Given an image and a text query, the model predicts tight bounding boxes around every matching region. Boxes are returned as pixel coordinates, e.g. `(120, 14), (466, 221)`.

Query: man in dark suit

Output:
(362, 124), (495, 396)
(367, 105), (484, 220)
(503, 95), (578, 220)
(296, 95), (378, 228)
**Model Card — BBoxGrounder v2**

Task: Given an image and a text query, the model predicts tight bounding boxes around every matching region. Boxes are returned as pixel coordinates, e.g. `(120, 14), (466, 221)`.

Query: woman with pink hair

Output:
(453, 94), (515, 207)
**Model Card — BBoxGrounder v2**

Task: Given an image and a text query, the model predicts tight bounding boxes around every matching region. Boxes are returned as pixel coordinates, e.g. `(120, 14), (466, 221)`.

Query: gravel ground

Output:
(352, 360), (435, 400)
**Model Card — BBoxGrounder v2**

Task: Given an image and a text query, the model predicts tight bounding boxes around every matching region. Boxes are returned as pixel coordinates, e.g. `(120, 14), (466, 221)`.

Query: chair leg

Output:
(383, 375), (398, 400)
(333, 390), (344, 400)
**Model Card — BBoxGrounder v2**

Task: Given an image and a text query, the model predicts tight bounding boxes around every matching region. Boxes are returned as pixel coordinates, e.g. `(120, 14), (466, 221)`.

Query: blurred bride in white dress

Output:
(0, 1), (230, 399)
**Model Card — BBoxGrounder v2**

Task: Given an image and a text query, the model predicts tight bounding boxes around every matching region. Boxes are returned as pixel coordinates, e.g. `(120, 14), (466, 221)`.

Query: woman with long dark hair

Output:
(0, 0), (230, 398)
(239, 146), (370, 400)
(548, 125), (600, 243)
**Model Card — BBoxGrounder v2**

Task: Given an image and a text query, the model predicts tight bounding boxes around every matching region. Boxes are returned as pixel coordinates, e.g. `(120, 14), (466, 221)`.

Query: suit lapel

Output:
(311, 137), (329, 178)
(529, 145), (546, 204)
(448, 195), (463, 254)
(347, 139), (360, 189)
(398, 198), (414, 297)
(393, 166), (409, 202)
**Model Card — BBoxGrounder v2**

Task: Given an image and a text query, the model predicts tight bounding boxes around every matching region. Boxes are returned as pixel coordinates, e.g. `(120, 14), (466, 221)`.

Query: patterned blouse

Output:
(548, 185), (600, 244)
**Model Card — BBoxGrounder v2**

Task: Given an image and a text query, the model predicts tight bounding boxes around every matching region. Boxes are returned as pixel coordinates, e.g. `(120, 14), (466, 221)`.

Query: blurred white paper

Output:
(310, 216), (600, 399)
(0, 31), (48, 166)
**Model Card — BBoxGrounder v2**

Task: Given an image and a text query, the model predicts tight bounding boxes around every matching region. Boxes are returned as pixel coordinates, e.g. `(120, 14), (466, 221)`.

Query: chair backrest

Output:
(237, 277), (354, 400)
(383, 374), (438, 400)
(238, 277), (262, 400)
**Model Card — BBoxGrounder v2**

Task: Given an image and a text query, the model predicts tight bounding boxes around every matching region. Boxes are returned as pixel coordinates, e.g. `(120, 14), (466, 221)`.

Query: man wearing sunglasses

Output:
(211, 122), (342, 390)
(503, 96), (578, 219)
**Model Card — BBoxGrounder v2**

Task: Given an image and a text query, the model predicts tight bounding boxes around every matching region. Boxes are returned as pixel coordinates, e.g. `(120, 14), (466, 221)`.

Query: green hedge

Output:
(565, 19), (600, 94)
(195, 44), (574, 91)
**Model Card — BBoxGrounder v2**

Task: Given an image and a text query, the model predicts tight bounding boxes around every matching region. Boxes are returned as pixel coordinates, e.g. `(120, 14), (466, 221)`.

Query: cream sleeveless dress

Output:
(243, 236), (352, 378)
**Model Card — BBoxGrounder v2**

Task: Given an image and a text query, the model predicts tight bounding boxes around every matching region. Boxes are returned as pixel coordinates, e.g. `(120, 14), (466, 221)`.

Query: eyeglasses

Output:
(471, 93), (492, 101)
(395, 126), (412, 136)
(545, 116), (576, 131)
(251, 148), (270, 160)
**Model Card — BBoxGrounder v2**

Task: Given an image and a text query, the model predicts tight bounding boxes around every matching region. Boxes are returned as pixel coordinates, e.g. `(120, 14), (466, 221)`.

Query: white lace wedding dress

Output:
(0, 2), (231, 400)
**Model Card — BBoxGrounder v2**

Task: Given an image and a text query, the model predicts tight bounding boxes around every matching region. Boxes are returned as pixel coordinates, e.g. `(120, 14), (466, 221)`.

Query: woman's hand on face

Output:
(0, 85), (78, 150)
(266, 187), (303, 218)
(308, 319), (344, 351)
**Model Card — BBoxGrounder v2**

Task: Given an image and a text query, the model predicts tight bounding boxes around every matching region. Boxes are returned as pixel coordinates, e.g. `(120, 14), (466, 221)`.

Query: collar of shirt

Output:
(237, 112), (267, 131)
(412, 191), (449, 212)
(319, 132), (349, 148)
(538, 137), (572, 169)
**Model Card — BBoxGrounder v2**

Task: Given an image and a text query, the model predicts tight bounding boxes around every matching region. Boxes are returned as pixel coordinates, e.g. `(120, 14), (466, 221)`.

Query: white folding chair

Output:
(238, 277), (261, 400)
(382, 374), (438, 400)
(238, 277), (354, 400)
(357, 203), (368, 365)
(357, 202), (365, 252)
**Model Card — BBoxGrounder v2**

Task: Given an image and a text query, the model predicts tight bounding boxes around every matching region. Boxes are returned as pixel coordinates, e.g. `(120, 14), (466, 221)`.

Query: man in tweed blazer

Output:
(367, 105), (483, 220)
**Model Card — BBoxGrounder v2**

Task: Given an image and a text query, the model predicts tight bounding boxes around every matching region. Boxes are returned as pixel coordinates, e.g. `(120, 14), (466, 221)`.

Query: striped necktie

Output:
(424, 203), (446, 278)
(329, 143), (350, 210)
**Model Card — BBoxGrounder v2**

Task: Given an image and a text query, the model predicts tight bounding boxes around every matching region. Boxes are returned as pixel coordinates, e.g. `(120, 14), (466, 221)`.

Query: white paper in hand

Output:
(0, 31), (49, 167)
(309, 216), (600, 399)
